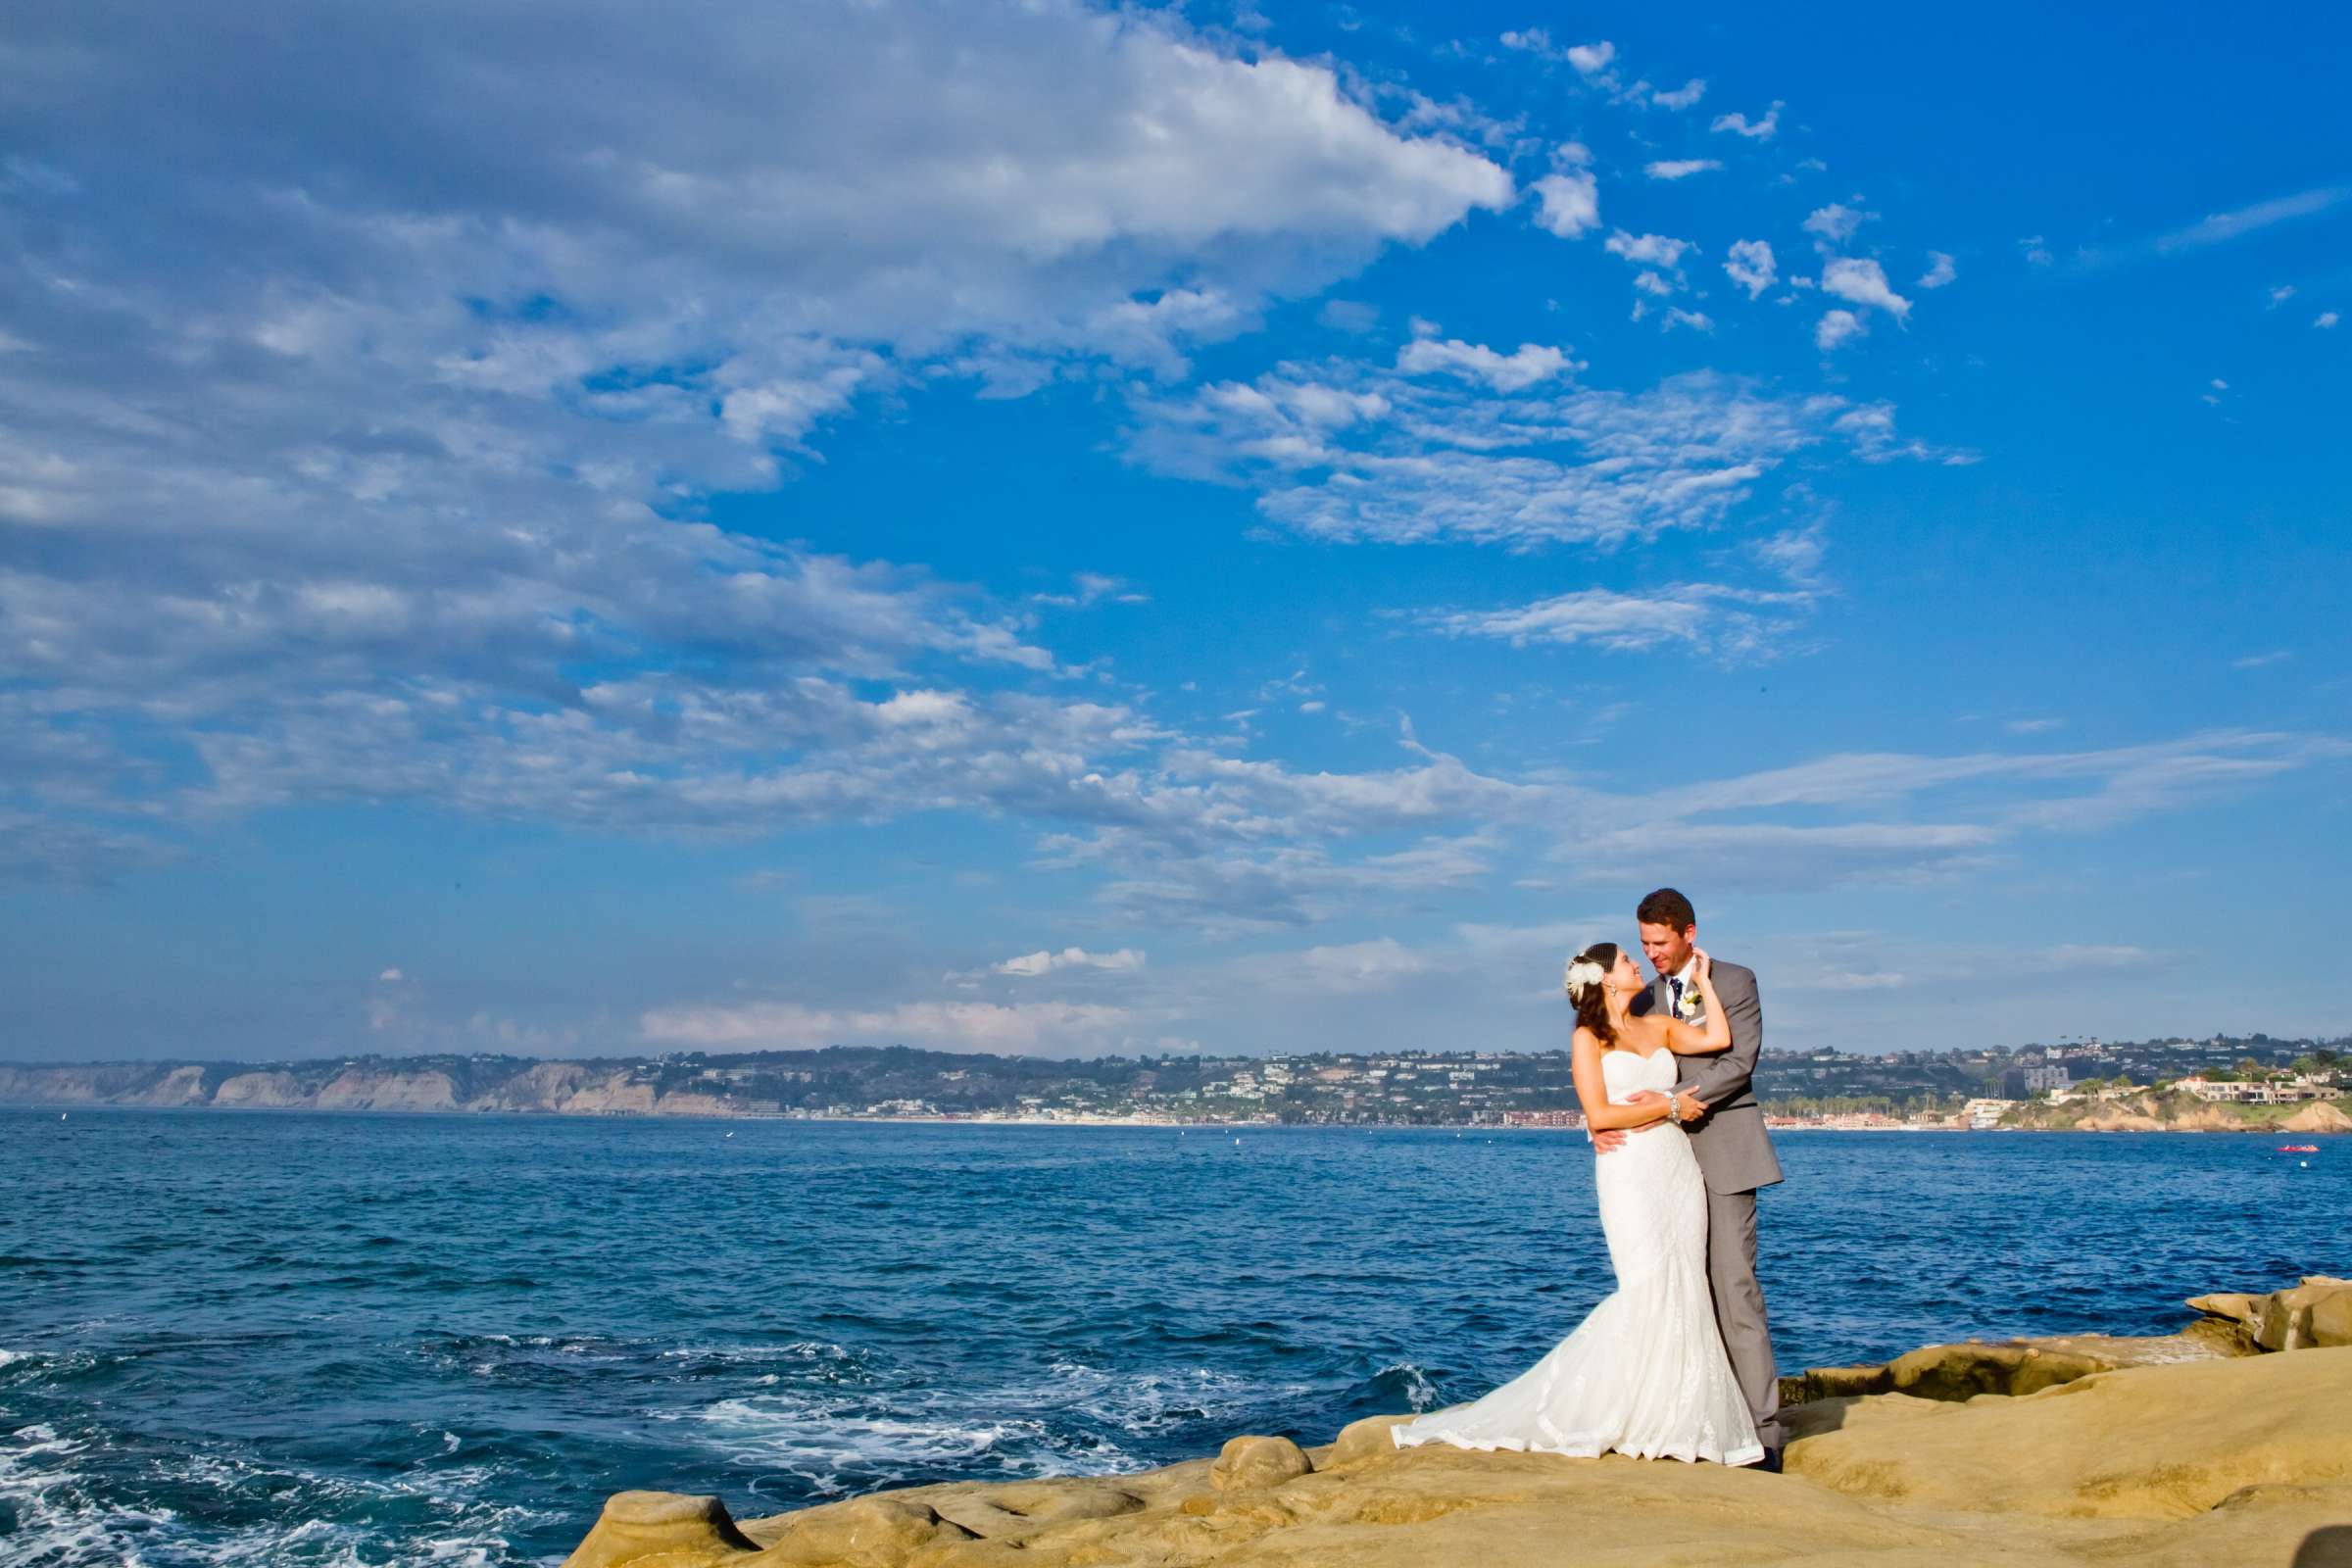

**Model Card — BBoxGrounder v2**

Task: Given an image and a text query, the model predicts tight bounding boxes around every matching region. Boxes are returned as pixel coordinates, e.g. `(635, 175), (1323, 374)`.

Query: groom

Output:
(1598, 887), (1786, 1469)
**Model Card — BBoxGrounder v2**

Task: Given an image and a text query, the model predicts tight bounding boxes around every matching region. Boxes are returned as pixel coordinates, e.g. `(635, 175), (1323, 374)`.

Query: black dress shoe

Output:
(1745, 1447), (1783, 1474)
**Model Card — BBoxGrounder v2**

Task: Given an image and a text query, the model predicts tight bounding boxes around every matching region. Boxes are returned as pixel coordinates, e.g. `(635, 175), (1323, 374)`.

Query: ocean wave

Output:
(0, 1419), (563, 1568)
(1359, 1361), (1442, 1412)
(682, 1390), (1132, 1500)
(1041, 1360), (1315, 1433)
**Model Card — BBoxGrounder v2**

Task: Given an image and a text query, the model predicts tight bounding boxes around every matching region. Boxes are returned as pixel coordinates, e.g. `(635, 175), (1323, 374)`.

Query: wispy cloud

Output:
(995, 946), (1147, 976)
(1129, 346), (1940, 550)
(1644, 158), (1723, 180)
(2154, 185), (2352, 253)
(1711, 102), (1782, 139)
(1422, 581), (1814, 662)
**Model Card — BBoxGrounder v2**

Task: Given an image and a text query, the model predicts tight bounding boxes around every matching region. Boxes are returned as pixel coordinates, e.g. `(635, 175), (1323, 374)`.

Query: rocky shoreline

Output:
(561, 1278), (2352, 1568)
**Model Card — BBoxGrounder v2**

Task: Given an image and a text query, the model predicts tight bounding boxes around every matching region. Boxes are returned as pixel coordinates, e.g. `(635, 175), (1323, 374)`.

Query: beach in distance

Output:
(2, 1108), (2342, 1565)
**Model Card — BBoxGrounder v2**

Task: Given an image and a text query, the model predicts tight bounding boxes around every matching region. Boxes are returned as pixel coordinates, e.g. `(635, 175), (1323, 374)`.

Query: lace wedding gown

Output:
(1392, 1046), (1764, 1466)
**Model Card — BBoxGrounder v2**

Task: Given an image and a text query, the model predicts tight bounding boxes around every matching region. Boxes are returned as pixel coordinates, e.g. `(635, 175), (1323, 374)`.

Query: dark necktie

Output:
(1669, 977), (1685, 1011)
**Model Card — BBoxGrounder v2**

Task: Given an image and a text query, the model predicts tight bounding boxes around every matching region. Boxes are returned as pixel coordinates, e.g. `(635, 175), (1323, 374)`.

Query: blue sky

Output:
(2, 0), (2346, 1062)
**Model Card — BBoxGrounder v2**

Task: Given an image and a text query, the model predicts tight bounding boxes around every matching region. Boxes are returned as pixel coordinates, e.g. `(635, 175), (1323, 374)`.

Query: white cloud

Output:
(2019, 235), (2055, 267)
(1663, 308), (1714, 332)
(1396, 337), (1579, 391)
(2270, 284), (2297, 307)
(1803, 203), (1872, 247)
(1644, 159), (1723, 180)
(1816, 309), (1867, 351)
(1606, 230), (1695, 269)
(1821, 257), (1913, 319)
(1531, 171), (1601, 238)
(1918, 252), (1957, 289)
(377, 967), (405, 982)
(1566, 40), (1617, 76)
(995, 946), (1147, 976)
(1530, 144), (1599, 239)
(1710, 102), (1782, 139)
(1651, 78), (1706, 110)
(1724, 239), (1777, 299)
(2318, 312), (2342, 329)
(2232, 651), (2291, 669)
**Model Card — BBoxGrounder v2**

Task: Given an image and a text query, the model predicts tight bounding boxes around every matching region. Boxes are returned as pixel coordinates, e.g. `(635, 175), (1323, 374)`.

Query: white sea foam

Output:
(0, 1422), (558, 1568)
(686, 1392), (1132, 1497)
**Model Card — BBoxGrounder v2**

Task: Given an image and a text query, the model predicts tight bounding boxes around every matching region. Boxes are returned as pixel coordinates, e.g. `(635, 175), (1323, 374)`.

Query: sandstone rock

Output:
(1787, 1348), (2352, 1519)
(560, 1491), (757, 1568)
(126, 1064), (212, 1106)
(1323, 1412), (1415, 1465)
(927, 1482), (1143, 1543)
(1211, 1434), (1312, 1491)
(1781, 1342), (2113, 1405)
(564, 1312), (2352, 1568)
(2074, 1110), (2166, 1132)
(561, 1073), (660, 1114)
(756, 1495), (972, 1566)
(315, 1069), (460, 1111)
(2309, 1290), (2352, 1348)
(211, 1070), (304, 1107)
(2257, 1279), (2352, 1351)
(2187, 1291), (2265, 1330)
(2281, 1101), (2352, 1133)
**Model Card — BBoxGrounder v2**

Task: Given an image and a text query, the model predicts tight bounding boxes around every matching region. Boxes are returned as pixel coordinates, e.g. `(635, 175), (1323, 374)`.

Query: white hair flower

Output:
(1563, 956), (1606, 1002)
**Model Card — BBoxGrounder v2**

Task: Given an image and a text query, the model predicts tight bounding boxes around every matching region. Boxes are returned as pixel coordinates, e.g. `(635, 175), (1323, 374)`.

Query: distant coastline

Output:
(4, 1039), (2345, 1135)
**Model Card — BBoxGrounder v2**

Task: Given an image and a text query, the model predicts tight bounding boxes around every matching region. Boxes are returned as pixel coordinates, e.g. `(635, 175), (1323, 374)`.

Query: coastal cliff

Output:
(2002, 1088), (2352, 1135)
(0, 1059), (758, 1117)
(561, 1281), (2352, 1568)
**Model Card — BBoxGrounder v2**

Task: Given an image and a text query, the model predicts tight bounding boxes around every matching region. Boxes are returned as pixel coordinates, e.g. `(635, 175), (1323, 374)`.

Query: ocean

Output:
(0, 1108), (2340, 1565)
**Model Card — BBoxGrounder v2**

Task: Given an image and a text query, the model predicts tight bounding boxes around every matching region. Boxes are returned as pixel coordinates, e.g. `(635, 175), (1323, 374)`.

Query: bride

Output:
(1392, 941), (1765, 1467)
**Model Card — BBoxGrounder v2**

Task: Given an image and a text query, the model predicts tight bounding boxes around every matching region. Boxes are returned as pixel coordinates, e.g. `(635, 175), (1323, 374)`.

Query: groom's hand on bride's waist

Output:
(1593, 1092), (1672, 1152)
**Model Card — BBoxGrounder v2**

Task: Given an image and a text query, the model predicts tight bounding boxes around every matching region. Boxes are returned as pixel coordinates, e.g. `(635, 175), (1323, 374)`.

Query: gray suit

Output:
(1636, 959), (1783, 1451)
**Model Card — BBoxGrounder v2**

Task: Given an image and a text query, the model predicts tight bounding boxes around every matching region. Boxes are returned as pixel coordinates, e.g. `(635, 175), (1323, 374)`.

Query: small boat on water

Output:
(2278, 1144), (2320, 1153)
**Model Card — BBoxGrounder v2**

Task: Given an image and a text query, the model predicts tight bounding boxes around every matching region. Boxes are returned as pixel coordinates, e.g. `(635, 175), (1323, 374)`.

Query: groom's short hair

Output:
(1637, 887), (1696, 930)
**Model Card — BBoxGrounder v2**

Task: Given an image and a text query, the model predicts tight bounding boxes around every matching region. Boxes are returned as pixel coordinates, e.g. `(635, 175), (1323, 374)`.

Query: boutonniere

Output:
(1677, 978), (1707, 1026)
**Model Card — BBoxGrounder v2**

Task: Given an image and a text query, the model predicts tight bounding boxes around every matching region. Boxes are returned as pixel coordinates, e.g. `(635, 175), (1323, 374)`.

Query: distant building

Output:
(2002, 1065), (2072, 1097)
(1501, 1109), (1584, 1129)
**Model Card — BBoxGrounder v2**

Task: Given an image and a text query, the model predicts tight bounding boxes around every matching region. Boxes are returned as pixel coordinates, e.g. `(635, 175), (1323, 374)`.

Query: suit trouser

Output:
(1705, 1184), (1781, 1452)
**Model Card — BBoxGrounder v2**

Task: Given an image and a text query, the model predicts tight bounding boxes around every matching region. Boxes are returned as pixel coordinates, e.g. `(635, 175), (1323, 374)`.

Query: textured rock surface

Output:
(558, 1347), (2352, 1568)
(2192, 1277), (2352, 1350)
(2283, 1102), (2352, 1133)
(1211, 1435), (1313, 1492)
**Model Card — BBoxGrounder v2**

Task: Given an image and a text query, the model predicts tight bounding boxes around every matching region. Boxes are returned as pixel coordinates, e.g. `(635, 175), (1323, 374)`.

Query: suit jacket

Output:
(1635, 958), (1784, 1195)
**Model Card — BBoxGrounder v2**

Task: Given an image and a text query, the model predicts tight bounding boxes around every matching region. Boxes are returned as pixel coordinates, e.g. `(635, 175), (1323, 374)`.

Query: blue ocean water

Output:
(0, 1109), (2341, 1565)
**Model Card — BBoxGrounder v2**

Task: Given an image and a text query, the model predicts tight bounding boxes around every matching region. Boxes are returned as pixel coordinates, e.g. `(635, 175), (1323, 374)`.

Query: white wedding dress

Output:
(1392, 1046), (1764, 1466)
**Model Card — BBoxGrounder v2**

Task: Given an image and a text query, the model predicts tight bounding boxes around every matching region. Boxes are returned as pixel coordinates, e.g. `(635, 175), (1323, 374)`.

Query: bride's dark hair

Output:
(1566, 942), (1621, 1048)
